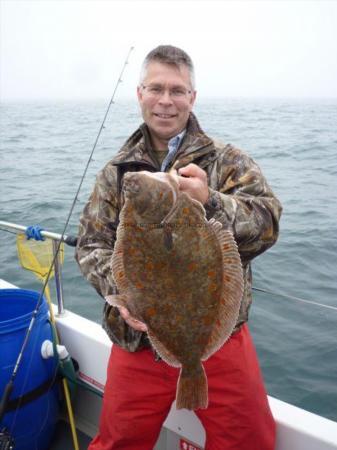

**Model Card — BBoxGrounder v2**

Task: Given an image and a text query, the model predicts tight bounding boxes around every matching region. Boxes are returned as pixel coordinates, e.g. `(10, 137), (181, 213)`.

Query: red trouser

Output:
(89, 324), (276, 450)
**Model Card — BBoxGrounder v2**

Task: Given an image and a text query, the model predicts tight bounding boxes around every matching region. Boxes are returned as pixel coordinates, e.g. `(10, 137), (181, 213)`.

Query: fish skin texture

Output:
(108, 171), (244, 410)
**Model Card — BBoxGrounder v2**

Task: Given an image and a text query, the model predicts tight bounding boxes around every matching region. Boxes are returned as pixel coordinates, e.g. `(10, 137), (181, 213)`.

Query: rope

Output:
(253, 287), (337, 312)
(0, 227), (17, 236)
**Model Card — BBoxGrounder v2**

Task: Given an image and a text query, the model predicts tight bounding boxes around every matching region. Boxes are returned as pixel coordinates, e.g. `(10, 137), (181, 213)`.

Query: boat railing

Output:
(1, 219), (336, 316)
(0, 220), (77, 316)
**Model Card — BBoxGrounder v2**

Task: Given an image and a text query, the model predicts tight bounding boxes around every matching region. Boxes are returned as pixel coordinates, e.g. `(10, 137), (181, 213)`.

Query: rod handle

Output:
(0, 381), (14, 424)
(64, 235), (78, 247)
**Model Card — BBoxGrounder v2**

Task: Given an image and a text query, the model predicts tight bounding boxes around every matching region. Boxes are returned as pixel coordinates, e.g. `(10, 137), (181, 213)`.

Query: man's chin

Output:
(151, 126), (180, 142)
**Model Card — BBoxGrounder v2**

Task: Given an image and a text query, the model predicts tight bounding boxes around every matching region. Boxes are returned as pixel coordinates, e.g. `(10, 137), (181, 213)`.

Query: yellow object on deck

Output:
(16, 233), (80, 450)
(16, 233), (64, 296)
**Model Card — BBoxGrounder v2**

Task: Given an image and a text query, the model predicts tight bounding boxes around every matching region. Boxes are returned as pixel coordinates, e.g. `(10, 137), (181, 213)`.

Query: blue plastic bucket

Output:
(0, 289), (60, 450)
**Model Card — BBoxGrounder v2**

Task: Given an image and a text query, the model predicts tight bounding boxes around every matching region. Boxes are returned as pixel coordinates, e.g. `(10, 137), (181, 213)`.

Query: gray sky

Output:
(1, 0), (337, 101)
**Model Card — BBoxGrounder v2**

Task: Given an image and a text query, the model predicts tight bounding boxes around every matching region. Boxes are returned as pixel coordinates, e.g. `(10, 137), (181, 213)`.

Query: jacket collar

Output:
(112, 112), (213, 168)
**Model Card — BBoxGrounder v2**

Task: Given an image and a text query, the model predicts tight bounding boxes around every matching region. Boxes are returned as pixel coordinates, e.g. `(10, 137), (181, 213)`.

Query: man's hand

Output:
(117, 306), (148, 332)
(177, 164), (209, 205)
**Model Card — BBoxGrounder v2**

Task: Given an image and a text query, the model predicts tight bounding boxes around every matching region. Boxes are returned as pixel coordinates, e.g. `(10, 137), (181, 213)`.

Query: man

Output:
(75, 45), (282, 450)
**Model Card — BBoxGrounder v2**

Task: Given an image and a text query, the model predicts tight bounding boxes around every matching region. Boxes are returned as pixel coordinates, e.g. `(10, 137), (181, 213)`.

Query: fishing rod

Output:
(0, 46), (134, 443)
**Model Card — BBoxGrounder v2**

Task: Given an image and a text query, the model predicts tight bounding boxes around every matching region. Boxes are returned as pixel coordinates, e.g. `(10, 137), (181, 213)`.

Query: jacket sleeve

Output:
(75, 163), (148, 351)
(204, 145), (282, 264)
(75, 163), (119, 298)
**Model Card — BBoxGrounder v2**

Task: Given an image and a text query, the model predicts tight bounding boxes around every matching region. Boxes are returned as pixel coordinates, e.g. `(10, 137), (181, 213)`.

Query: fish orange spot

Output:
(187, 262), (197, 271)
(159, 192), (163, 199)
(207, 270), (216, 278)
(145, 261), (154, 270)
(135, 282), (144, 289)
(203, 315), (213, 326)
(182, 207), (190, 215)
(208, 283), (217, 293)
(146, 307), (156, 316)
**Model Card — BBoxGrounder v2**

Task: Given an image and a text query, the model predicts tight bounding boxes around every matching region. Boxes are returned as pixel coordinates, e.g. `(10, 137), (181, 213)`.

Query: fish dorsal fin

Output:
(111, 203), (131, 293)
(201, 219), (244, 361)
(147, 329), (181, 368)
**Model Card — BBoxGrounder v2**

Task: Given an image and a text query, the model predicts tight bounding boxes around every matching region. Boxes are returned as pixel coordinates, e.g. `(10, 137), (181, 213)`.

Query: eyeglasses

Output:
(141, 84), (192, 100)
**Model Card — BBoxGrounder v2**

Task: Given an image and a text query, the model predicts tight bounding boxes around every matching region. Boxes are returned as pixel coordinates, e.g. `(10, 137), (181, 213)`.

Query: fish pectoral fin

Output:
(105, 294), (128, 309)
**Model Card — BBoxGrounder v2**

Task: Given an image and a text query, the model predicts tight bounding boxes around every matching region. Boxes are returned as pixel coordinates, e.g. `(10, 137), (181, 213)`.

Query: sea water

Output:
(1, 98), (336, 422)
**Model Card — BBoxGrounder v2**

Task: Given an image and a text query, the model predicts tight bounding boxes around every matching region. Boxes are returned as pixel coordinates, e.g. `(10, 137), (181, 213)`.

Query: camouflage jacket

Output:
(75, 113), (282, 352)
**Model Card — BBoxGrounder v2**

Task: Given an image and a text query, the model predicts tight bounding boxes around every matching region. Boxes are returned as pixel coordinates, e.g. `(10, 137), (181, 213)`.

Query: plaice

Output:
(106, 170), (244, 410)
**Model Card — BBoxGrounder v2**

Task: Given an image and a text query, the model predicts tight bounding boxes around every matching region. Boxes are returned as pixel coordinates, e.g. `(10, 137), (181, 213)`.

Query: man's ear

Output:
(189, 90), (197, 110)
(137, 86), (143, 102)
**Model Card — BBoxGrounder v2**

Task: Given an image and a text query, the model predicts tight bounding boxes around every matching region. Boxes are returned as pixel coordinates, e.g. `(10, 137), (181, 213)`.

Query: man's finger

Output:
(127, 316), (148, 332)
(118, 306), (147, 332)
(117, 306), (130, 320)
(178, 163), (206, 179)
(177, 163), (209, 204)
(128, 318), (148, 332)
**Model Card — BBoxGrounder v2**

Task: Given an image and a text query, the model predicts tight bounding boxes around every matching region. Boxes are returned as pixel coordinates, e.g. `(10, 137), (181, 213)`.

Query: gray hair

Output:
(139, 45), (195, 90)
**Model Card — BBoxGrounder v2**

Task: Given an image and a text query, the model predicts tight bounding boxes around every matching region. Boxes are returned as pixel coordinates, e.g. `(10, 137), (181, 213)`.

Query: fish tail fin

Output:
(176, 363), (208, 410)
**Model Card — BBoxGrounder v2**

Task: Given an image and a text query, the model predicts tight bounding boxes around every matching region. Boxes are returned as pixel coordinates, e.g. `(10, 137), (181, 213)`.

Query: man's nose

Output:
(158, 89), (173, 105)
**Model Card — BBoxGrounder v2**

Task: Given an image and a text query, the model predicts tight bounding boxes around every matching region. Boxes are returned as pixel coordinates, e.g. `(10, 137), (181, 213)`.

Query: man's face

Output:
(137, 61), (196, 146)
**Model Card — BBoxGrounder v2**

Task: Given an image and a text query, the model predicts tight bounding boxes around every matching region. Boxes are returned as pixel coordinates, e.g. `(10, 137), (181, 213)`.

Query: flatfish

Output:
(107, 170), (243, 410)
